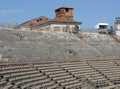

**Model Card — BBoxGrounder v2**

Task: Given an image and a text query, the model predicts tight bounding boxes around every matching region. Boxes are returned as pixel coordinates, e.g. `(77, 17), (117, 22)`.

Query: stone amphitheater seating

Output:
(60, 61), (110, 89)
(0, 62), (82, 89)
(1, 60), (120, 89)
(87, 60), (120, 86)
(1, 29), (120, 89)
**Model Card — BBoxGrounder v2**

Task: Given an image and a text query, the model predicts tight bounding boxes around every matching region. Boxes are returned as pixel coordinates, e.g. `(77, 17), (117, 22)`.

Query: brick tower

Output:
(55, 7), (73, 21)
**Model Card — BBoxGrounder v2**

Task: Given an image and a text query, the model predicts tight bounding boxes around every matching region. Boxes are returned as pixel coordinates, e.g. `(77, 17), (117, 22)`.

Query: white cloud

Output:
(0, 10), (23, 16)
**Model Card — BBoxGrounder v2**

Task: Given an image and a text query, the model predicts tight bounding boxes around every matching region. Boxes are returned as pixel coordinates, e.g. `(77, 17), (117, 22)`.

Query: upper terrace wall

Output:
(0, 29), (120, 62)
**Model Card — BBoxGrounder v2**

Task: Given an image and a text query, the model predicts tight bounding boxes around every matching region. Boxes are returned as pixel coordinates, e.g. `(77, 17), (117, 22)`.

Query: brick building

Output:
(16, 7), (82, 33)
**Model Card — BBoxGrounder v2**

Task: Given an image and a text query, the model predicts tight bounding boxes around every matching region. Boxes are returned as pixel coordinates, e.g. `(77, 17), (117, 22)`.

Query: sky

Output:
(0, 0), (120, 28)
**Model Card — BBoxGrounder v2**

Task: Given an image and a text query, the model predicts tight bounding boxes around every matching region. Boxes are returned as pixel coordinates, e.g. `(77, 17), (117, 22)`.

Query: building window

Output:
(54, 26), (60, 32)
(36, 19), (42, 22)
(39, 18), (42, 21)
(66, 8), (69, 12)
(36, 20), (39, 22)
(62, 27), (66, 32)
(99, 25), (107, 29)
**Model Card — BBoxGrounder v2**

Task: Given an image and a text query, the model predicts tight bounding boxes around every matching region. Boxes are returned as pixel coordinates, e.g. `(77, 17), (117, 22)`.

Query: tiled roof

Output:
(33, 16), (49, 21)
(34, 18), (81, 28)
(17, 16), (81, 29)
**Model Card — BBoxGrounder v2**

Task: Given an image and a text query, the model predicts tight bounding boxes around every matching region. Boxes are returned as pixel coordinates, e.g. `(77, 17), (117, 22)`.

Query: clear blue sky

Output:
(0, 0), (120, 28)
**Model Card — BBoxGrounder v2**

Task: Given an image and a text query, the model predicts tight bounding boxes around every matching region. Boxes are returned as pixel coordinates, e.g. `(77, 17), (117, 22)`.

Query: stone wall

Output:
(0, 29), (120, 62)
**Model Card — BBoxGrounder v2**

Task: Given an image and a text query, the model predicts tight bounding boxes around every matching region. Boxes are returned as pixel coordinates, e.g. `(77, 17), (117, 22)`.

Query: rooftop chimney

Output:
(55, 7), (74, 21)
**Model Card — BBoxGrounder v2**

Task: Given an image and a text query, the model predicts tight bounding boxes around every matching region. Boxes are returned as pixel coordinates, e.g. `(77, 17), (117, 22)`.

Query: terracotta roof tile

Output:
(34, 16), (81, 27)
